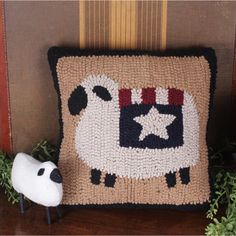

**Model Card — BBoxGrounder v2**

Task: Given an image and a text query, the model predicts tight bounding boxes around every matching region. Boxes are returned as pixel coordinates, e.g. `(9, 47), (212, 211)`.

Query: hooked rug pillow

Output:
(48, 47), (216, 208)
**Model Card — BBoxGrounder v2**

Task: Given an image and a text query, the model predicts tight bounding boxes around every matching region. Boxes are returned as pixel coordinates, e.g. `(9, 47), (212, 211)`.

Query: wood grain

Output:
(0, 191), (210, 235)
(79, 0), (86, 48)
(0, 1), (12, 153)
(160, 0), (168, 50)
(79, 0), (166, 50)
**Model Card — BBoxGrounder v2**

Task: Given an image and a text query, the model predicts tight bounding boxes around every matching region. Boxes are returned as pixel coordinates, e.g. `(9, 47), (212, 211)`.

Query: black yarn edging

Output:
(48, 46), (217, 210)
(62, 202), (209, 211)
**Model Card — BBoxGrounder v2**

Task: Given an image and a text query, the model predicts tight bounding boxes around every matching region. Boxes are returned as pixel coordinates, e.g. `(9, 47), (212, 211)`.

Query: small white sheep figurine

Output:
(11, 153), (63, 224)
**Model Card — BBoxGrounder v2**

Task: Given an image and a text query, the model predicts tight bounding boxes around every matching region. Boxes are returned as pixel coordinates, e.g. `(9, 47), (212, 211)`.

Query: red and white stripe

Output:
(119, 87), (184, 108)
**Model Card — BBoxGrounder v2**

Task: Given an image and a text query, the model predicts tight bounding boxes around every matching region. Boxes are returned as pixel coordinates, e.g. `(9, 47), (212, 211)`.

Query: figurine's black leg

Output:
(45, 207), (51, 224)
(179, 167), (190, 185)
(56, 206), (62, 218)
(165, 171), (176, 188)
(19, 193), (24, 214)
(104, 173), (116, 187)
(90, 168), (101, 185)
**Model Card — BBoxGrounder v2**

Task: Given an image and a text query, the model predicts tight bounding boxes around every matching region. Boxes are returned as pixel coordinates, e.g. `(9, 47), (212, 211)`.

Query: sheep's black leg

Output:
(179, 167), (190, 185)
(165, 171), (176, 188)
(56, 206), (62, 218)
(90, 168), (101, 185)
(45, 207), (51, 224)
(19, 193), (24, 214)
(104, 173), (116, 187)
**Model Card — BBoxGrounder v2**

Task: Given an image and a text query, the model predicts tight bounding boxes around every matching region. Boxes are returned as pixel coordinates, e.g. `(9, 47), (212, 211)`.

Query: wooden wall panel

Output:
(160, 0), (167, 50)
(79, 1), (166, 50)
(79, 0), (110, 49)
(109, 1), (137, 49)
(0, 2), (12, 153)
(5, 2), (79, 153)
(2, 1), (236, 152)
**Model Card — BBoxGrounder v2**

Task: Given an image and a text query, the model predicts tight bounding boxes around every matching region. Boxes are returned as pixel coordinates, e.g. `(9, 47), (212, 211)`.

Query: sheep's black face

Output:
(68, 85), (112, 116)
(50, 168), (63, 184)
(68, 86), (87, 116)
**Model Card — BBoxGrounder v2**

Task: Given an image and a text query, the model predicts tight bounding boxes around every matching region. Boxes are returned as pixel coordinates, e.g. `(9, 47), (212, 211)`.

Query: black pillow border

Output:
(48, 47), (217, 210)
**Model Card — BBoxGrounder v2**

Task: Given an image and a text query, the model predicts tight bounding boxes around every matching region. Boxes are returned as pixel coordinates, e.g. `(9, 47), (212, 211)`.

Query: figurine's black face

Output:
(37, 167), (62, 184)
(68, 85), (112, 116)
(49, 168), (63, 184)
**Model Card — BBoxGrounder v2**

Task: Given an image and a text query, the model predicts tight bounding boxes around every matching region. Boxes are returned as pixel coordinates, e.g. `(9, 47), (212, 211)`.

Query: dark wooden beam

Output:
(0, 2), (12, 153)
(230, 28), (236, 140)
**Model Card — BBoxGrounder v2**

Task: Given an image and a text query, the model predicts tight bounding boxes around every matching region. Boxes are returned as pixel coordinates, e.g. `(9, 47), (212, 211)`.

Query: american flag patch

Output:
(119, 88), (184, 149)
(119, 87), (184, 108)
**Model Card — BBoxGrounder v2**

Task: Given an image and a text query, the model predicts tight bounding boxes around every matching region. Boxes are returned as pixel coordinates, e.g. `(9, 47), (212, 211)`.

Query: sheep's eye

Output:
(37, 168), (45, 176)
(92, 86), (112, 101)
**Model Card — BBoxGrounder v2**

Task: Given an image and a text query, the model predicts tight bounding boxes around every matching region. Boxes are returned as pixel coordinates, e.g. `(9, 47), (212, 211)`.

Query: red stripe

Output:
(0, 2), (12, 153)
(168, 88), (184, 105)
(119, 89), (131, 108)
(142, 88), (156, 105)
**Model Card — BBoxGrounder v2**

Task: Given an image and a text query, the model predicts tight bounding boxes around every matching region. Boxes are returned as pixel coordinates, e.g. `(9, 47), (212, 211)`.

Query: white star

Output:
(133, 107), (176, 141)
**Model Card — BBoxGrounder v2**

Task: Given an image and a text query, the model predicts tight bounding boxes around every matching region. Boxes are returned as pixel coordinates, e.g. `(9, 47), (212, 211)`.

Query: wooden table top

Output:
(0, 190), (210, 235)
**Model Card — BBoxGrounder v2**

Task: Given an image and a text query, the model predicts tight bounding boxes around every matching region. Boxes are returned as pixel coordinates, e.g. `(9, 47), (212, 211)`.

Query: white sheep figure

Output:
(11, 152), (63, 224)
(73, 75), (199, 186)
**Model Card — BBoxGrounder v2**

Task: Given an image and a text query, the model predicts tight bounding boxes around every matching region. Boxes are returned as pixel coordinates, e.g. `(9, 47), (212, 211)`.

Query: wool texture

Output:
(48, 47), (216, 207)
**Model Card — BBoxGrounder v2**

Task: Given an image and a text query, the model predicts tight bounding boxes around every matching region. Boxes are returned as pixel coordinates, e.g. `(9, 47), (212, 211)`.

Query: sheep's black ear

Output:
(92, 86), (112, 101)
(68, 86), (87, 115)
(37, 168), (45, 176)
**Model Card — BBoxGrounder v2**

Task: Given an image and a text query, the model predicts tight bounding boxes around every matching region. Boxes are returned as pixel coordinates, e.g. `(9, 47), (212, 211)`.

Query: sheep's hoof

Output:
(90, 168), (101, 185)
(104, 173), (116, 187)
(165, 167), (191, 188)
(165, 171), (176, 188)
(179, 167), (190, 185)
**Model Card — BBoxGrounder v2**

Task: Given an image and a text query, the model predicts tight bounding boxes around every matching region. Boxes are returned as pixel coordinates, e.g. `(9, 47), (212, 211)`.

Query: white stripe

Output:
(156, 87), (168, 105)
(131, 89), (142, 104)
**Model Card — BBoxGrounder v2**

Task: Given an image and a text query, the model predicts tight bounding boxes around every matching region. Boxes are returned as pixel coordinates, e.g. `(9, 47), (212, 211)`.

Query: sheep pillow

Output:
(48, 47), (216, 207)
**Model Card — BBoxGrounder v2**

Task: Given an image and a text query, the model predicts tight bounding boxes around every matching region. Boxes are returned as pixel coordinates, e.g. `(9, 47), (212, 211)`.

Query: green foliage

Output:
(206, 141), (236, 236)
(0, 140), (56, 204)
(0, 151), (19, 203)
(206, 170), (236, 236)
(31, 140), (56, 163)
